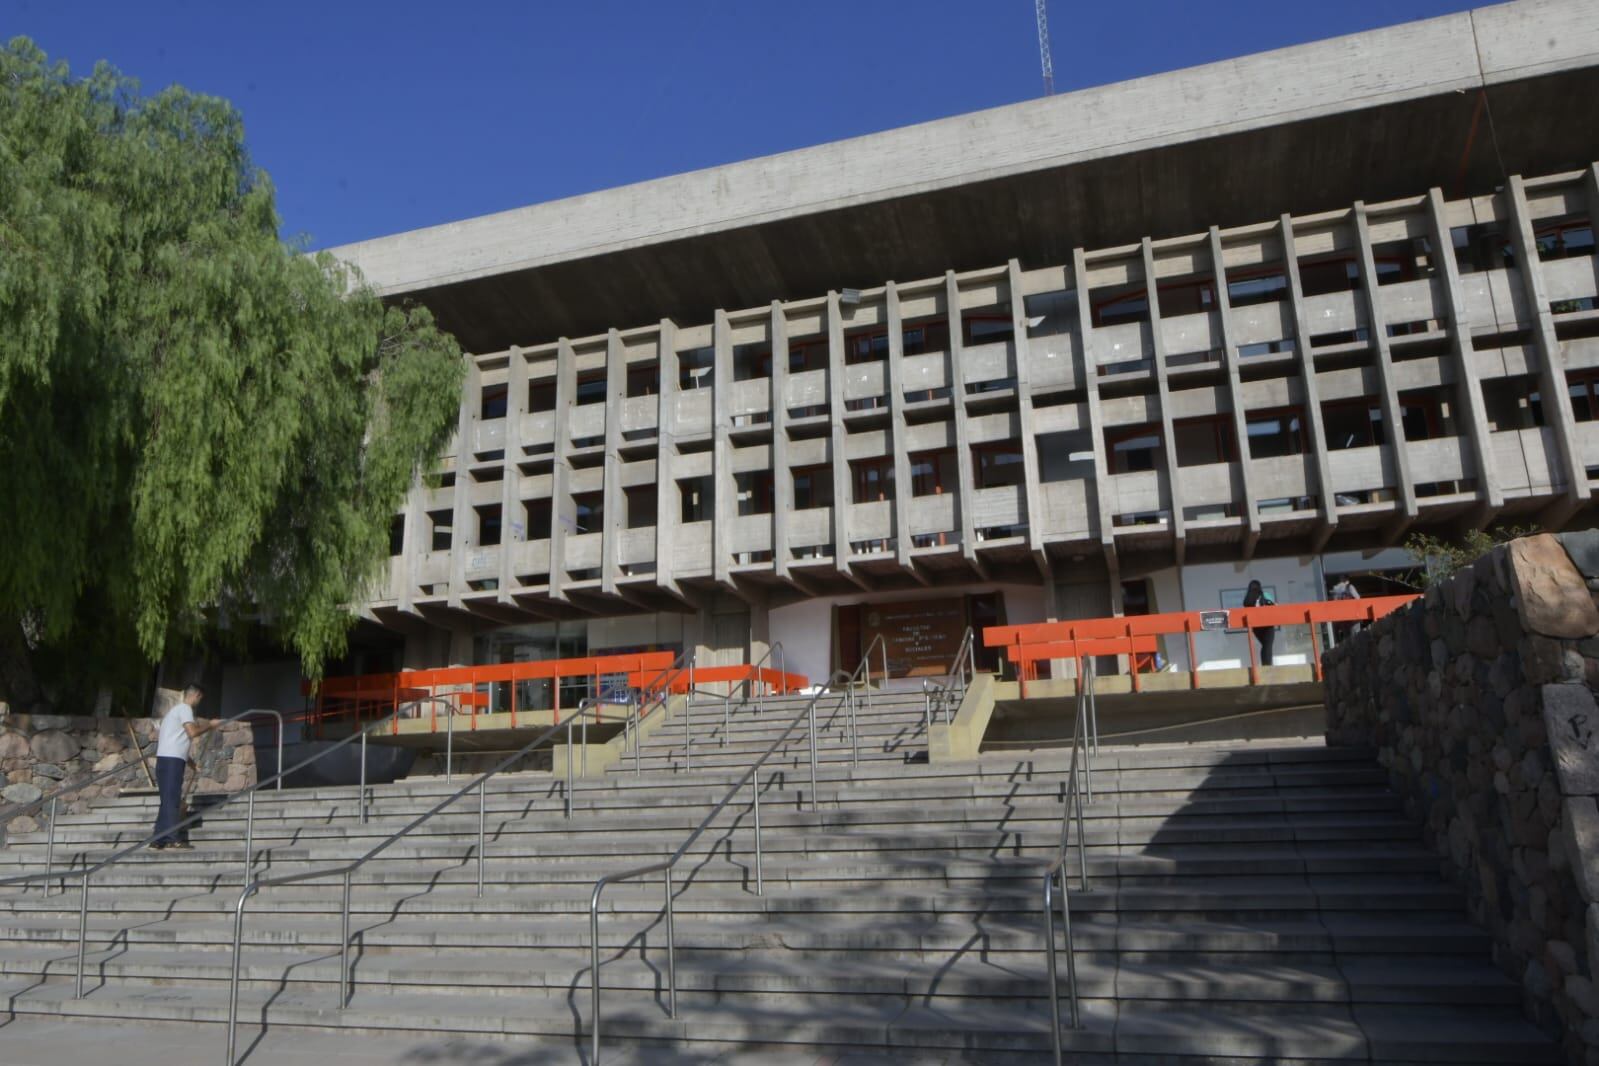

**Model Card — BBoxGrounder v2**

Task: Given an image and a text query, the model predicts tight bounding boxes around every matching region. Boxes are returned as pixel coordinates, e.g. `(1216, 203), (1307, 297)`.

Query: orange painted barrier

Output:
(309, 652), (810, 737)
(984, 594), (1418, 695)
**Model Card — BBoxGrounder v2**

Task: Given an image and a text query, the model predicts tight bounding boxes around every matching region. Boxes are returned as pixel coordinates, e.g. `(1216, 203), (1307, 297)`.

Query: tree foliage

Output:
(1400, 524), (1541, 589)
(0, 39), (465, 711)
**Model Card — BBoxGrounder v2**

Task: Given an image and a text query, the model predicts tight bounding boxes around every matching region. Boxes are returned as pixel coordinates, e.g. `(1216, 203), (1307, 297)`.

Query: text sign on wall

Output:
(1200, 610), (1230, 631)
(864, 599), (967, 678)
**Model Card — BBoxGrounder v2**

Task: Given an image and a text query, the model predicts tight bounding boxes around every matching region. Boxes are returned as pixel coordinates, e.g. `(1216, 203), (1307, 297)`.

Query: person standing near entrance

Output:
(1330, 575), (1361, 643)
(151, 683), (217, 851)
(1242, 580), (1276, 667)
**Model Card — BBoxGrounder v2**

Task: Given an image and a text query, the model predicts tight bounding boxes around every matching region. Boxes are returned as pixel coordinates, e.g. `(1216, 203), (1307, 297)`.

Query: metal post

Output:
(663, 867), (677, 1018)
(477, 779), (487, 898)
(922, 681), (932, 735)
(634, 703), (643, 778)
(359, 729), (369, 825)
(849, 689), (858, 768)
(683, 691), (691, 772)
(1044, 869), (1063, 1066)
(566, 735), (574, 819)
(590, 890), (603, 1065)
(339, 870), (352, 1008)
(244, 791), (255, 882)
(751, 771), (763, 896)
(582, 713), (589, 777)
(1075, 755), (1089, 890)
(722, 693), (730, 747)
(43, 798), (55, 898)
(74, 872), (89, 999)
(1060, 868), (1079, 1028)
(446, 703), (454, 783)
(807, 695), (819, 811)
(227, 894), (247, 1062)
(1079, 699), (1093, 804)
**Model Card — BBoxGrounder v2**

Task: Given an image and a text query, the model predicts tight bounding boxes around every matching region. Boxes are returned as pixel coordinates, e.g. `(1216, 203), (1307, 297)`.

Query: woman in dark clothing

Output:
(1242, 580), (1275, 666)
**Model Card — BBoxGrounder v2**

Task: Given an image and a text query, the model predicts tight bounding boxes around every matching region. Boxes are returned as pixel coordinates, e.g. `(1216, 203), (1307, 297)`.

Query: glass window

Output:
(575, 372), (606, 406)
(973, 444), (1025, 489)
(1173, 416), (1236, 466)
(1246, 409), (1305, 459)
(1108, 426), (1162, 474)
(1324, 401), (1385, 450)
(1227, 270), (1287, 307)
(480, 383), (508, 420)
(735, 471), (774, 515)
(388, 515), (405, 556)
(792, 466), (833, 510)
(572, 493), (604, 533)
(524, 498), (552, 540)
(678, 477), (712, 523)
(476, 504), (502, 547)
(678, 347), (713, 390)
(429, 509), (453, 552)
(850, 458), (894, 503)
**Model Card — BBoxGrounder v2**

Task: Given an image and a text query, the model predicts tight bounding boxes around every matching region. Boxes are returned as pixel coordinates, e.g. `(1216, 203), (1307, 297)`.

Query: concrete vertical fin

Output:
(1351, 202), (1420, 538)
(447, 357), (479, 607)
(945, 272), (980, 569)
(1208, 227), (1262, 559)
(1007, 260), (1048, 566)
(712, 309), (736, 588)
(654, 320), (681, 598)
(1279, 214), (1340, 553)
(600, 330), (626, 596)
(1425, 187), (1503, 522)
(826, 291), (853, 578)
(498, 345), (527, 603)
(548, 338), (577, 603)
(769, 303), (793, 583)
(1072, 249), (1116, 567)
(1506, 173), (1590, 519)
(1141, 239), (1187, 563)
(884, 282), (916, 576)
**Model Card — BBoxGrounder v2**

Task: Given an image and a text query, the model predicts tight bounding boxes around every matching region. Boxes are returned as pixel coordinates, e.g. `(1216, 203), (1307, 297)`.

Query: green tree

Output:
(1399, 524), (1541, 589)
(0, 39), (465, 713)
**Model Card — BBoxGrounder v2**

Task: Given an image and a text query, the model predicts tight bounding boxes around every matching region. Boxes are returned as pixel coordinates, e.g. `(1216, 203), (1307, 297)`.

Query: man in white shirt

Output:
(151, 683), (217, 851)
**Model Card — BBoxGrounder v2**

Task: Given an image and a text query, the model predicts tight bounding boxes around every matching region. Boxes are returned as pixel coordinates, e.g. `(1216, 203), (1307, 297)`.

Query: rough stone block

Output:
(1565, 797), (1599, 903)
(1550, 939), (1579, 975)
(30, 763), (63, 781)
(0, 733), (29, 759)
(27, 730), (78, 764)
(1512, 534), (1599, 639)
(1546, 684), (1599, 796)
(91, 752), (122, 773)
(1561, 529), (1599, 580)
(0, 781), (42, 805)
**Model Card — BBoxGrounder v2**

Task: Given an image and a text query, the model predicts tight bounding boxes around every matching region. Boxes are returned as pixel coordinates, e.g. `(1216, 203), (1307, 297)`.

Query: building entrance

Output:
(836, 592), (1003, 679)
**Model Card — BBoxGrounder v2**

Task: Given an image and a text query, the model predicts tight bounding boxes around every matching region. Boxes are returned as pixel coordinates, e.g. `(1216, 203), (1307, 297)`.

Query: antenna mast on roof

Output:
(1035, 0), (1056, 96)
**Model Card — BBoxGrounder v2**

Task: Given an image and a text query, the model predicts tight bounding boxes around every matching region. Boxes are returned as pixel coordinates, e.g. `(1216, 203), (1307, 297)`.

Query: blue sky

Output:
(8, 0), (1481, 250)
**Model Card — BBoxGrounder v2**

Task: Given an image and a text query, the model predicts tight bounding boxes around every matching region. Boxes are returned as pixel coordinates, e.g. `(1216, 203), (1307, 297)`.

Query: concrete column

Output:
(399, 480), (424, 612)
(447, 624), (474, 669)
(769, 303), (793, 583)
(1424, 187), (1503, 526)
(498, 346), (527, 601)
(548, 339), (577, 602)
(1140, 240), (1187, 563)
(447, 359), (479, 606)
(654, 320), (681, 598)
(749, 596), (772, 669)
(825, 291), (853, 577)
(1072, 249), (1116, 568)
(712, 310), (736, 587)
(944, 272), (980, 570)
(1208, 227), (1262, 558)
(601, 330), (625, 596)
(1351, 203), (1420, 539)
(1506, 174), (1589, 523)
(884, 282), (916, 576)
(1007, 260), (1048, 569)
(1279, 215), (1339, 553)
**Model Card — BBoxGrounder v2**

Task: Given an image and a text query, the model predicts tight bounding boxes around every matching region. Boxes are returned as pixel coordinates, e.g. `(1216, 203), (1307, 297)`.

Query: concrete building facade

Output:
(292, 0), (1599, 691)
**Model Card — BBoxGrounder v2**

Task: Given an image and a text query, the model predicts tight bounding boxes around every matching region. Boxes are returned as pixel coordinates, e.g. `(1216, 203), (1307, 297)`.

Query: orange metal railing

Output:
(984, 594), (1418, 695)
(308, 653), (809, 737)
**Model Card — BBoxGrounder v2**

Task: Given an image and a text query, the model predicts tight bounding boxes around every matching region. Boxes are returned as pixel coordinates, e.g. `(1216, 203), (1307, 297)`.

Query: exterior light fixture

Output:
(839, 288), (862, 305)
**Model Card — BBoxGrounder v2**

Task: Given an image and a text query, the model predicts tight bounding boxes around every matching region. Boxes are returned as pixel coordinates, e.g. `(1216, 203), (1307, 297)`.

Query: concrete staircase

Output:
(0, 688), (1562, 1064)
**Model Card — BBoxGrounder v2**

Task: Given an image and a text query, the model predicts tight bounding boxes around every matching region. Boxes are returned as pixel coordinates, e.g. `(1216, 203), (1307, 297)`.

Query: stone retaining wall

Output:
(1325, 531), (1599, 1066)
(0, 712), (256, 840)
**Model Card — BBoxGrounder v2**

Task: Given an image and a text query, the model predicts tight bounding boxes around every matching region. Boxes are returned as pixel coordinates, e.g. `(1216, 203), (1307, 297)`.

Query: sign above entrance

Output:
(864, 598), (967, 678)
(1199, 610), (1230, 631)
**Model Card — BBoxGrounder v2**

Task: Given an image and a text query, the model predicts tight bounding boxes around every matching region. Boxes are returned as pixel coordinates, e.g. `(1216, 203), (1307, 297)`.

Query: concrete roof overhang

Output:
(328, 0), (1599, 354)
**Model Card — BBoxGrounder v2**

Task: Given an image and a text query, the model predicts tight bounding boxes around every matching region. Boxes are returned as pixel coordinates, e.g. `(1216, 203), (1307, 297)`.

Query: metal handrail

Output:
(818, 633), (885, 767)
(0, 699), (411, 1006)
(922, 627), (975, 731)
(221, 687), (661, 1065)
(620, 651), (695, 776)
(1042, 655), (1097, 1063)
(587, 681), (846, 1065)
